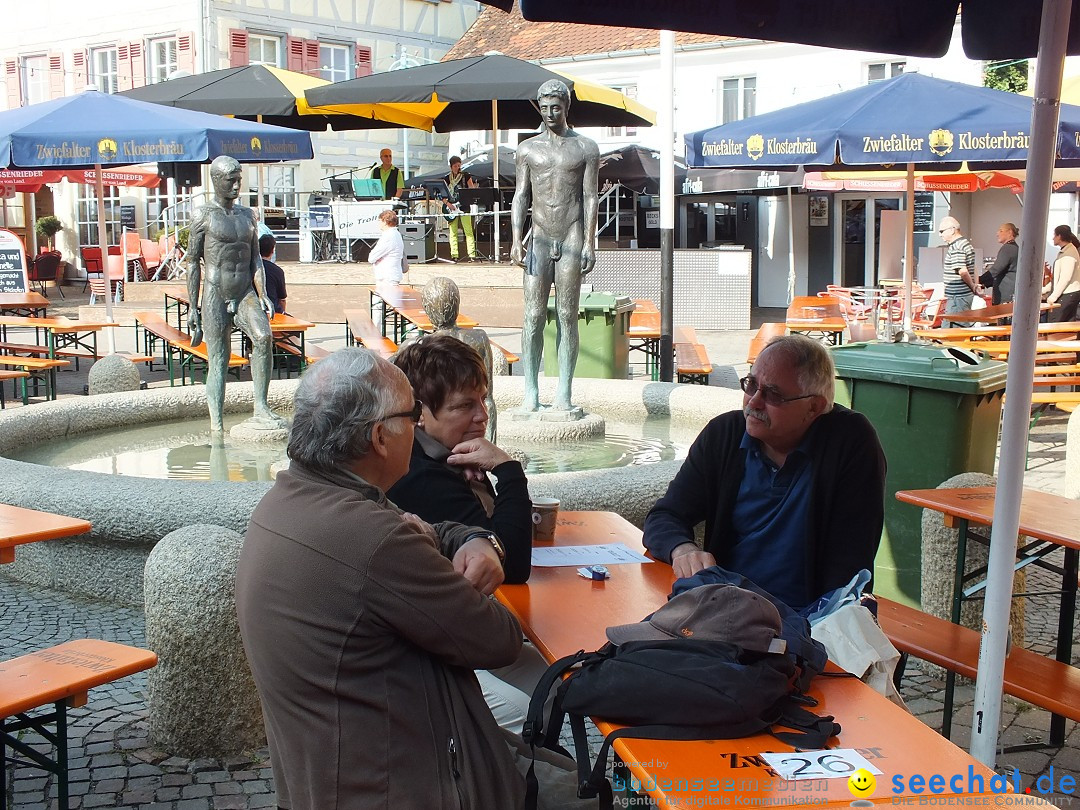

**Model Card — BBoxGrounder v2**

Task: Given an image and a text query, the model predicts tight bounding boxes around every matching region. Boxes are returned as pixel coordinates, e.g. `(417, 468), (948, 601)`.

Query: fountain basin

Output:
(0, 376), (742, 605)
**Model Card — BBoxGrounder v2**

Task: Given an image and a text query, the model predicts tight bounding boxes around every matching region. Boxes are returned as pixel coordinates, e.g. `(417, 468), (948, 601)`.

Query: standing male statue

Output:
(187, 155), (284, 432)
(511, 79), (599, 413)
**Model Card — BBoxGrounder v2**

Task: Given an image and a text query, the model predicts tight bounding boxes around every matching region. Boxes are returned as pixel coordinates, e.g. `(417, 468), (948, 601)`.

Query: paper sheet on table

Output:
(531, 543), (653, 567)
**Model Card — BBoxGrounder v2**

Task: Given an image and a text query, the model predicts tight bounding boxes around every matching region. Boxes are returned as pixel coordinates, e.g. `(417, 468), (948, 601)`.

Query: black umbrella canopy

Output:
(306, 54), (653, 131)
(598, 145), (687, 195)
(410, 147), (518, 188)
(478, 0), (1080, 59)
(119, 65), (415, 131)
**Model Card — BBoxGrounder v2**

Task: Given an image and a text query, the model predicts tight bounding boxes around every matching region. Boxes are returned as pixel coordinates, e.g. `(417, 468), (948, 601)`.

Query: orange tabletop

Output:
(0, 503), (92, 564)
(497, 511), (998, 807)
(0, 315), (117, 331)
(896, 486), (1080, 549)
(396, 307), (479, 332)
(269, 313), (315, 332)
(0, 292), (49, 316)
(627, 310), (660, 339)
(944, 301), (1054, 324)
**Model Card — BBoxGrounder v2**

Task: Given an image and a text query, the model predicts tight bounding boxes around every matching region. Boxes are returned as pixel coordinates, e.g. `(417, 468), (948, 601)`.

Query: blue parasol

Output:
(0, 88), (313, 333)
(684, 73), (1080, 171)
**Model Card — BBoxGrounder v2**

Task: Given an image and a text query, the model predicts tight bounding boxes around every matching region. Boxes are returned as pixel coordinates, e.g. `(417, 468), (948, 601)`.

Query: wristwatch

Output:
(469, 532), (506, 565)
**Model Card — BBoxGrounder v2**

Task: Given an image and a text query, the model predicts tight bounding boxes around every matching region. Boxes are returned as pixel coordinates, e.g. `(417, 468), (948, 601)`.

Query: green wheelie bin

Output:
(830, 341), (1007, 607)
(544, 292), (635, 379)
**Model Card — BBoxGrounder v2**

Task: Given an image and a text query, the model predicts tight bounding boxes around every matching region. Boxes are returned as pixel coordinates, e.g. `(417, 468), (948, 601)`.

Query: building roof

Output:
(443, 2), (743, 62)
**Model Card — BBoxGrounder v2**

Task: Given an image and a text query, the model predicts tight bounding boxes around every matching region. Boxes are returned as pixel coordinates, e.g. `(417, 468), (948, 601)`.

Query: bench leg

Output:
(1051, 547), (1079, 746)
(0, 701), (70, 809)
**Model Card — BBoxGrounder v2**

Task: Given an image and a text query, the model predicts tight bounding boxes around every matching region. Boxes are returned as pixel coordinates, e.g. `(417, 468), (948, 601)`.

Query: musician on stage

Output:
(372, 148), (404, 200)
(443, 156), (479, 263)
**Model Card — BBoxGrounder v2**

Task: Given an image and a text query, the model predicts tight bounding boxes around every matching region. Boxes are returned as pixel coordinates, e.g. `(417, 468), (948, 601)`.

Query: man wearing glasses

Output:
(643, 335), (886, 611)
(237, 348), (525, 809)
(939, 215), (981, 327)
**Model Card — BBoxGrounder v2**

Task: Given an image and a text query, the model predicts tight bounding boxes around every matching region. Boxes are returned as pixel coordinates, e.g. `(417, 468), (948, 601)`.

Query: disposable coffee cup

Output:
(531, 497), (560, 543)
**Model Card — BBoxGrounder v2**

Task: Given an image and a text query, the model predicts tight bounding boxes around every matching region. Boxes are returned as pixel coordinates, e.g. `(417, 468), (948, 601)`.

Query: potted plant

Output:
(35, 215), (64, 252)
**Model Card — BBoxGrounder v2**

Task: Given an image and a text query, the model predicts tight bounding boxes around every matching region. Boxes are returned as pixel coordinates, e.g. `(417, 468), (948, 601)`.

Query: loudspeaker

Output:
(404, 234), (435, 263)
(158, 162), (202, 188)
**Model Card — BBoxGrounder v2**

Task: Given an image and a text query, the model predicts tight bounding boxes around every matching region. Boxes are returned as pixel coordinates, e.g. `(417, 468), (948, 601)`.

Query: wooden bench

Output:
(0, 341), (50, 356)
(344, 309), (399, 358)
(877, 597), (1080, 742)
(133, 311), (248, 386)
(0, 369), (30, 408)
(675, 342), (712, 384)
(0, 356), (70, 402)
(490, 340), (519, 372)
(747, 323), (786, 364)
(0, 639), (157, 809)
(273, 337), (331, 377)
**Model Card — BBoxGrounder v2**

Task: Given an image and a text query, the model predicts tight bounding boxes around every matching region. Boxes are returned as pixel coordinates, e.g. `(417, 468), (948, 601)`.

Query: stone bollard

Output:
(919, 472), (1025, 679)
(1066, 408), (1080, 500)
(87, 353), (142, 395)
(144, 525), (265, 757)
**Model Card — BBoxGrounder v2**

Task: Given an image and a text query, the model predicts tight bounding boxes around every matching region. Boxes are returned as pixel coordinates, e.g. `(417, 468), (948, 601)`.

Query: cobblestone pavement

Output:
(2, 279), (1078, 807)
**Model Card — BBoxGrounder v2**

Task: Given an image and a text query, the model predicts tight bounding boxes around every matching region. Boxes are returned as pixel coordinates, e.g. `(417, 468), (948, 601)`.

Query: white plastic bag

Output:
(810, 603), (906, 708)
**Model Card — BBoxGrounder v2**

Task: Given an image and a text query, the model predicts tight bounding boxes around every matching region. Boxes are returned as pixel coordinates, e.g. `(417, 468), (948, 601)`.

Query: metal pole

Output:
(492, 99), (501, 261)
(95, 163), (117, 353)
(903, 162), (915, 331)
(659, 30), (675, 382)
(969, 0), (1070, 767)
(786, 186), (796, 305)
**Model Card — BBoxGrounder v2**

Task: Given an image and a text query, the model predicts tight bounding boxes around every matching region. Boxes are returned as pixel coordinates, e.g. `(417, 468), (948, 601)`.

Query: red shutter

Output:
(177, 32), (196, 73)
(228, 29), (249, 68)
(116, 43), (132, 91)
(72, 50), (87, 89)
(354, 45), (372, 78)
(303, 39), (320, 77)
(48, 53), (65, 98)
(5, 59), (22, 109)
(129, 41), (146, 88)
(286, 36), (304, 72)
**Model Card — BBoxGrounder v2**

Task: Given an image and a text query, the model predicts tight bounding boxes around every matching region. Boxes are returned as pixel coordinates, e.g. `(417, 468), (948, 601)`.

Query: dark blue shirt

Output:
(728, 431), (814, 609)
(262, 258), (288, 314)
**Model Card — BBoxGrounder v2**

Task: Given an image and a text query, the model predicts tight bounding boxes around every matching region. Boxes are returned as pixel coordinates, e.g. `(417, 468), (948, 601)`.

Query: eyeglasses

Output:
(939, 227), (955, 234)
(380, 399), (423, 424)
(740, 376), (816, 406)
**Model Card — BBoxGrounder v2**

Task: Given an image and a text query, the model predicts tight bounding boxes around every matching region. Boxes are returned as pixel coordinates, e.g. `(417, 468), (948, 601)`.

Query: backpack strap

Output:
(770, 699), (842, 748)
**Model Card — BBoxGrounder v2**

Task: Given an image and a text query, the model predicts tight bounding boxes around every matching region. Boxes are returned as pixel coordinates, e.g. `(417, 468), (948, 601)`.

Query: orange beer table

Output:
(896, 486), (1080, 745)
(0, 292), (49, 317)
(0, 503), (92, 564)
(497, 511), (998, 807)
(786, 296), (846, 345)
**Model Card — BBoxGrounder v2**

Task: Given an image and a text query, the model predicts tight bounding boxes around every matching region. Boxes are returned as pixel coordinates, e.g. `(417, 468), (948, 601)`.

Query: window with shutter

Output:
(73, 51), (87, 90)
(319, 44), (350, 83)
(286, 36), (304, 72)
(149, 37), (178, 84)
(355, 45), (372, 78)
(129, 42), (146, 88)
(229, 29), (249, 68)
(22, 55), (48, 105)
(303, 39), (320, 76)
(117, 43), (132, 91)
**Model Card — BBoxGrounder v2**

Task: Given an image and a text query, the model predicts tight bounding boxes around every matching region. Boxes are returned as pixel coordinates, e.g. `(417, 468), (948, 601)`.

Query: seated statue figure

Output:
(420, 276), (497, 442)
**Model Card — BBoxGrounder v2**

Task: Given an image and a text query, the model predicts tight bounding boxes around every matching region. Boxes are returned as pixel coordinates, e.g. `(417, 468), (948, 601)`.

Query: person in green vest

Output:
(443, 156), (479, 262)
(372, 148), (403, 200)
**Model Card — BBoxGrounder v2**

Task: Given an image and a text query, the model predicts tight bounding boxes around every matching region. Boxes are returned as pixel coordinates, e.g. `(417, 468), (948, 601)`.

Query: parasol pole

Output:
(492, 99), (501, 260)
(969, 0), (1070, 767)
(659, 30), (675, 382)
(903, 162), (915, 333)
(786, 186), (796, 305)
(95, 163), (117, 353)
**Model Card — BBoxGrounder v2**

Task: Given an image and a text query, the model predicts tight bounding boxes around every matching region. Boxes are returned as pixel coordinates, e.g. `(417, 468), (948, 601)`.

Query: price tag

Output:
(759, 748), (881, 782)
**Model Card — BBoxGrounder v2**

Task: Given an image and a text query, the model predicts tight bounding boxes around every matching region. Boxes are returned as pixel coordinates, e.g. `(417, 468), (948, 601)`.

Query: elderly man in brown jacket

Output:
(236, 347), (526, 809)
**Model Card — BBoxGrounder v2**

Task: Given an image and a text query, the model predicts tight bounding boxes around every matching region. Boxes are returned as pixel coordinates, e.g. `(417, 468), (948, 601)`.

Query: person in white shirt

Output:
(1044, 224), (1080, 323)
(368, 209), (406, 285)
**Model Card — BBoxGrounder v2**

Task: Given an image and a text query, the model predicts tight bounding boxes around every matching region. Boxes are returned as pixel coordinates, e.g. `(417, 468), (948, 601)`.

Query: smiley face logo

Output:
(847, 768), (876, 798)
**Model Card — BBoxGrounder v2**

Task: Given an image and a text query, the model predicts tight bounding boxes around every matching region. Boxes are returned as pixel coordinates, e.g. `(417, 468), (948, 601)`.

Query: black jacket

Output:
(388, 437), (532, 584)
(644, 405), (886, 601)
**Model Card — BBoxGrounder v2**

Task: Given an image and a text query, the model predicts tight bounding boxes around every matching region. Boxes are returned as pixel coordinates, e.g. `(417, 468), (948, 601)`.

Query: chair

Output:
(80, 246), (103, 292)
(141, 238), (162, 280)
(27, 251), (64, 298)
(158, 233), (186, 280)
(121, 231), (146, 282)
(88, 255), (124, 305)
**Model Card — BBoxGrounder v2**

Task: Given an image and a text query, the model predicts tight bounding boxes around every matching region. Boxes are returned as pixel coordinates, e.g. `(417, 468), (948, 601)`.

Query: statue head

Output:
(209, 156), (243, 202)
(422, 277), (461, 330)
(537, 79), (571, 107)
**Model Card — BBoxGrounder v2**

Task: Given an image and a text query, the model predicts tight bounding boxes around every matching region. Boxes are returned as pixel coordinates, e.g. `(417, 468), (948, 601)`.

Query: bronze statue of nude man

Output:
(187, 155), (284, 432)
(511, 79), (599, 412)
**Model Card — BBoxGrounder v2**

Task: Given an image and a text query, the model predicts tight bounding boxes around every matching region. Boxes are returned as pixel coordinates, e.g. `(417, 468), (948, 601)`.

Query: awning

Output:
(0, 167), (161, 189)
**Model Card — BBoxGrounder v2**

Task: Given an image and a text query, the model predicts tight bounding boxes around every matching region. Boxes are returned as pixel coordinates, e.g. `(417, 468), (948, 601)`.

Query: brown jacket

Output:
(236, 462), (526, 809)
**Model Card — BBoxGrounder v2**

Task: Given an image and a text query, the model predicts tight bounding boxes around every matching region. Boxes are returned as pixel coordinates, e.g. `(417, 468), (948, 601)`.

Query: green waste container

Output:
(830, 342), (1007, 608)
(544, 292), (635, 379)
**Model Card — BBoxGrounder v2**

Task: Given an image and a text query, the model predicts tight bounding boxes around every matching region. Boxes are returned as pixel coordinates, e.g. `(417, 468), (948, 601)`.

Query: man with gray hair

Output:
(236, 348), (526, 809)
(643, 335), (886, 610)
(511, 79), (599, 412)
